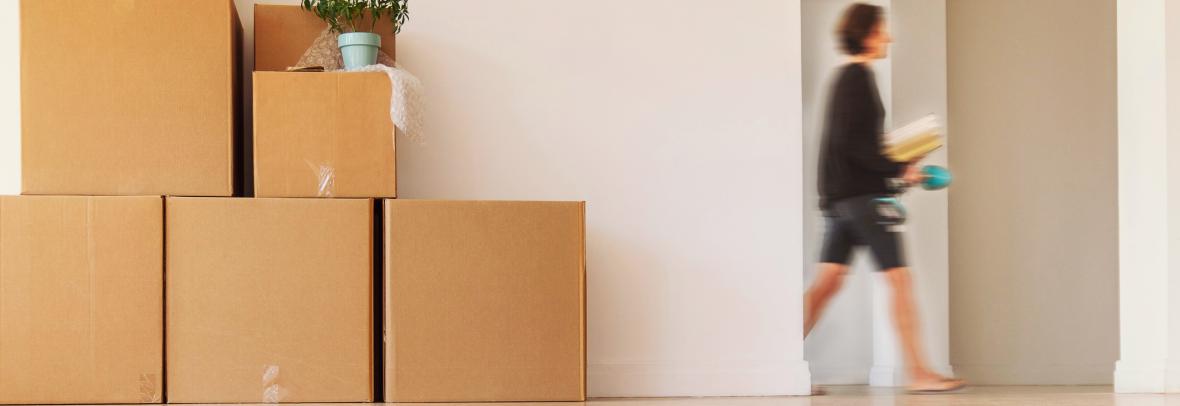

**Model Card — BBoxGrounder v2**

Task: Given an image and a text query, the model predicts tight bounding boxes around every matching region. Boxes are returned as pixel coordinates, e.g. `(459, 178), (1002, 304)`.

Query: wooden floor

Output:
(589, 386), (1167, 406)
(168, 386), (1177, 405)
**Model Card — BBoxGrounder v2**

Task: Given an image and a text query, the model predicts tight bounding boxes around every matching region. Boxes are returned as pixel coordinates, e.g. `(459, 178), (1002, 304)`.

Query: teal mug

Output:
(921, 165), (953, 191)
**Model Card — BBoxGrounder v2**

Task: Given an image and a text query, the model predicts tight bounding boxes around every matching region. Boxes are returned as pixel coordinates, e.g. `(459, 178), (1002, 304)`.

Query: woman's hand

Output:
(902, 163), (924, 185)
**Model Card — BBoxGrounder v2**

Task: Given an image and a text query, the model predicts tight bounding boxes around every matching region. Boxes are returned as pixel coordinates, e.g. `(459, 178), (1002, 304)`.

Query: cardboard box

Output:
(20, 0), (240, 196)
(384, 200), (586, 402)
(0, 196), (163, 404)
(166, 197), (373, 403)
(253, 72), (396, 198)
(254, 4), (397, 71)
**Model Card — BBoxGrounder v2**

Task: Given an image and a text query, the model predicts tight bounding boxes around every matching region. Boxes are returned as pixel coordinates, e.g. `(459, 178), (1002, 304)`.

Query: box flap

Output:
(254, 4), (397, 71)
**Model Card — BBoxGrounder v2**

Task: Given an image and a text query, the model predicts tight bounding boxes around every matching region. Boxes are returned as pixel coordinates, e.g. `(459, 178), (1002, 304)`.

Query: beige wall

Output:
(947, 0), (1118, 384)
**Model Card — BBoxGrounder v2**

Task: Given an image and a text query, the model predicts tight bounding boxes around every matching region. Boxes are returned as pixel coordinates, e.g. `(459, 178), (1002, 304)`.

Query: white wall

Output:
(392, 1), (809, 397)
(1168, 0), (1180, 391)
(0, 1), (18, 195)
(1111, 0), (1180, 393)
(949, 0), (1118, 385)
(1116, 0), (1176, 393)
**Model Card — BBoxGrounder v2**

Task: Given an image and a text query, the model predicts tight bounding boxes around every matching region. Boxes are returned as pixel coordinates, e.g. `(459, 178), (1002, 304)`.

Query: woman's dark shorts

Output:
(820, 195), (906, 270)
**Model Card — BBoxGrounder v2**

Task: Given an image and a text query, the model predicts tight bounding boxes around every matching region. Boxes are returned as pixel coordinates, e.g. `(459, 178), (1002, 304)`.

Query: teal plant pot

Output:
(338, 32), (381, 70)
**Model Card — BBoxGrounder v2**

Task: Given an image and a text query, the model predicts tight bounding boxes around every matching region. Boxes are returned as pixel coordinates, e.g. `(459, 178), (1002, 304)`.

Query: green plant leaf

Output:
(301, 0), (408, 35)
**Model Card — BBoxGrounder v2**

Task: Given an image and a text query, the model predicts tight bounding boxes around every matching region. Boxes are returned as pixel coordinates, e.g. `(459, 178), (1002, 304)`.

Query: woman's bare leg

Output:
(883, 267), (965, 391)
(804, 263), (849, 338)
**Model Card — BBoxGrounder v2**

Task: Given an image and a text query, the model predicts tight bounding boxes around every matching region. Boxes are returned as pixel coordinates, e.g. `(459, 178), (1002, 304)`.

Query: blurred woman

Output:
(804, 3), (965, 394)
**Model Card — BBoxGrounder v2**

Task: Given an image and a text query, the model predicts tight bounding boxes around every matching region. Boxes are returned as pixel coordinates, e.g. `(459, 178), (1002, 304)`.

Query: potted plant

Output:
(301, 0), (409, 69)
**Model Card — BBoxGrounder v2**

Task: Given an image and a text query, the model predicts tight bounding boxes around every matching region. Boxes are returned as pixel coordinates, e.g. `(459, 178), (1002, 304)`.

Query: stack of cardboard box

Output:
(2, 1), (585, 404)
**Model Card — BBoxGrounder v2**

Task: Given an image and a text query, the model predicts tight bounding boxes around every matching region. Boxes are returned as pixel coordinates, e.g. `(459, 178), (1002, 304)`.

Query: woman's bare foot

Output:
(907, 371), (966, 394)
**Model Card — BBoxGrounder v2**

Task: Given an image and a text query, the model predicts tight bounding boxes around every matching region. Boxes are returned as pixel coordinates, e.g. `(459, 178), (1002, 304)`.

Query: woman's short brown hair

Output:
(837, 3), (883, 56)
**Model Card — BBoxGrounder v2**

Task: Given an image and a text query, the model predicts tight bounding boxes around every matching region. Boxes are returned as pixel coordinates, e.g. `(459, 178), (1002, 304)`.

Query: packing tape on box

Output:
(138, 373), (160, 403)
(306, 160), (336, 197)
(262, 365), (289, 403)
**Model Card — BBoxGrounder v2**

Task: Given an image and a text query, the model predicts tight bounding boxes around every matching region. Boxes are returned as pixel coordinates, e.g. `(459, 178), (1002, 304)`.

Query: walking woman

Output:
(804, 3), (966, 394)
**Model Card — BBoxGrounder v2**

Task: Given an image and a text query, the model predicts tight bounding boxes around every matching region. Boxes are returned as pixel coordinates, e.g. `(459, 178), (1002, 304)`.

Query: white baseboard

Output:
(1166, 360), (1180, 392)
(869, 365), (906, 387)
(588, 360), (811, 398)
(810, 365), (871, 385)
(956, 363), (1113, 386)
(1114, 360), (1165, 393)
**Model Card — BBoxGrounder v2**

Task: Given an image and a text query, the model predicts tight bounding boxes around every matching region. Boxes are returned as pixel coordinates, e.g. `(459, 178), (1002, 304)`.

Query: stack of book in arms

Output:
(885, 114), (944, 162)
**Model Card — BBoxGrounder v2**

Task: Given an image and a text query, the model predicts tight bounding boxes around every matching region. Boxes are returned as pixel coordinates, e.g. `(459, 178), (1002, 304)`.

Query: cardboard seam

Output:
(159, 196), (168, 404)
(330, 74), (344, 198)
(86, 198), (99, 391)
(580, 201), (588, 400)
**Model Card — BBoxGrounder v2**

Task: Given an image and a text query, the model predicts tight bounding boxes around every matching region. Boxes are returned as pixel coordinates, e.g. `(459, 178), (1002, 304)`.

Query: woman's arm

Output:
(837, 72), (906, 176)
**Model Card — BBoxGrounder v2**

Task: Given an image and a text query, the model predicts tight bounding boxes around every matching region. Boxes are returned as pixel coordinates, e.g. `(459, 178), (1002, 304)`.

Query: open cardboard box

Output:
(252, 4), (399, 198)
(254, 4), (397, 72)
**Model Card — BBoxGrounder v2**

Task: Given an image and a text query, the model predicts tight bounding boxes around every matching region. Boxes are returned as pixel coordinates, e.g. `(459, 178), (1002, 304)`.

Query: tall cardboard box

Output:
(166, 198), (373, 403)
(384, 200), (586, 402)
(254, 72), (396, 198)
(254, 4), (397, 71)
(0, 196), (163, 404)
(21, 1), (240, 196)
